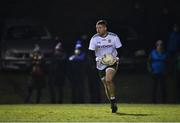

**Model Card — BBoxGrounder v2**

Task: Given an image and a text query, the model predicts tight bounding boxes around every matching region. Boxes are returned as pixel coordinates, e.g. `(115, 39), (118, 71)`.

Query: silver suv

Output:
(0, 20), (55, 70)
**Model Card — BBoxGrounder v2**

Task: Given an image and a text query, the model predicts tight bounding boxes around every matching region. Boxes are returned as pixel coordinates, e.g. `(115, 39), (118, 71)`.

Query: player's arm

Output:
(115, 35), (122, 60)
(88, 50), (96, 69)
(116, 48), (122, 59)
(88, 37), (96, 69)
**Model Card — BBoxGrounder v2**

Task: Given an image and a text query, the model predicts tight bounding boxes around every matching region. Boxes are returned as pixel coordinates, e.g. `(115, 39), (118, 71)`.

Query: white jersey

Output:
(88, 32), (122, 70)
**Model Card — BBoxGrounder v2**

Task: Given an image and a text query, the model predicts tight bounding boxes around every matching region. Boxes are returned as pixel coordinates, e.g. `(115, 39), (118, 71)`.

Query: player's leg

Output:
(105, 67), (117, 113)
(106, 68), (116, 98)
(98, 70), (110, 100)
(101, 77), (110, 100)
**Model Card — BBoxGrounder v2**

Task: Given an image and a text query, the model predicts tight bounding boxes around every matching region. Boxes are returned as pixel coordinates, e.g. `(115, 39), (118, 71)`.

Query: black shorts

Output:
(98, 63), (118, 79)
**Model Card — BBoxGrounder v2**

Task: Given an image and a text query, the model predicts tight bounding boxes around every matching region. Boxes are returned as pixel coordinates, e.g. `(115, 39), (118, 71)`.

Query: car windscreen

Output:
(6, 25), (50, 40)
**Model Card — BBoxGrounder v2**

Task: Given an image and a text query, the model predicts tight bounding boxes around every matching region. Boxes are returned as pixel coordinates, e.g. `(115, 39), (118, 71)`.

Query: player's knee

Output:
(106, 73), (113, 82)
(105, 68), (115, 82)
(106, 76), (113, 83)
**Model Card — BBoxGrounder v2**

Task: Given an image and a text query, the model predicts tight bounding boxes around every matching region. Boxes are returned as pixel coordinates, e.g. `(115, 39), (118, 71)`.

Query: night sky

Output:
(0, 0), (180, 52)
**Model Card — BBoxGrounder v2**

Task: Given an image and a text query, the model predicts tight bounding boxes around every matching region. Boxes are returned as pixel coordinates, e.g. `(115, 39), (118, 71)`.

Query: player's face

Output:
(96, 24), (107, 36)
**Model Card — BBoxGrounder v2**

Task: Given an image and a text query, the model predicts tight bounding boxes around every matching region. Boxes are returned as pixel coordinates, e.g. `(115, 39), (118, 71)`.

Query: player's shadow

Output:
(116, 112), (152, 116)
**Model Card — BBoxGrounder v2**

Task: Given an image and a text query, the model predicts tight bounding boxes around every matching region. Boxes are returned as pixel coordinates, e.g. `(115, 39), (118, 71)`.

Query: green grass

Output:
(0, 104), (180, 122)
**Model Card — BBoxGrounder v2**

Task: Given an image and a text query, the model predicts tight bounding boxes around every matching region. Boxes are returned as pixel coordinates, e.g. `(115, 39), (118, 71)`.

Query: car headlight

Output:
(4, 50), (17, 58)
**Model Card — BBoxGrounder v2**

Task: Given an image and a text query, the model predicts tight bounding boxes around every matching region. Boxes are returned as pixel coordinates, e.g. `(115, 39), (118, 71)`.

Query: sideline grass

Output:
(0, 104), (180, 122)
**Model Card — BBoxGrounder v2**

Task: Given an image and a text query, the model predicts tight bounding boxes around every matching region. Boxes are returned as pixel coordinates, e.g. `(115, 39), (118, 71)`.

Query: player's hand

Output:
(96, 57), (102, 63)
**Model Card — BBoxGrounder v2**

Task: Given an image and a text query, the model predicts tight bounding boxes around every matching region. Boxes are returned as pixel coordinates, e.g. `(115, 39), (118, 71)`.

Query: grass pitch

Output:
(0, 104), (180, 122)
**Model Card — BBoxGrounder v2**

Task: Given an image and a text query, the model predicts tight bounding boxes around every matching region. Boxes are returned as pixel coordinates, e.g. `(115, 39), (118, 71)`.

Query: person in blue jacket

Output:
(148, 40), (168, 103)
(167, 24), (180, 74)
(167, 24), (180, 55)
(68, 40), (86, 103)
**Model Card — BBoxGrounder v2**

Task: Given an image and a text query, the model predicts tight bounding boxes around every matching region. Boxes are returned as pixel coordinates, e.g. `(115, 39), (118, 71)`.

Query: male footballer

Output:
(88, 20), (122, 113)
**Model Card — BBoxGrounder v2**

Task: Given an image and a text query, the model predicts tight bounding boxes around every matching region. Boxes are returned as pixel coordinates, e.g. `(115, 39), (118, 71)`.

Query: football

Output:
(101, 54), (116, 66)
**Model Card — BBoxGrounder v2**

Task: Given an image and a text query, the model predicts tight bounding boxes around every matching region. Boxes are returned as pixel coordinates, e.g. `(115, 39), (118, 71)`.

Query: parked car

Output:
(0, 19), (56, 71)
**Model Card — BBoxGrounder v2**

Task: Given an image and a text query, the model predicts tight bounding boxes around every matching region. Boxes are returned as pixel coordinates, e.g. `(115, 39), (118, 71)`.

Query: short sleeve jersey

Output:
(89, 32), (122, 70)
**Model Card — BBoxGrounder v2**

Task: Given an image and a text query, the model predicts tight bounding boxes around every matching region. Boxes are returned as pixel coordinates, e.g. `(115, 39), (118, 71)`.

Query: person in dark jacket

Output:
(167, 24), (180, 55)
(167, 24), (180, 74)
(48, 42), (67, 103)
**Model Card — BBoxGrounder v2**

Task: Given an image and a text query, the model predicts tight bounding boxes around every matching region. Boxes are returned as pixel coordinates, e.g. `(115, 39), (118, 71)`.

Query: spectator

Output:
(167, 24), (180, 103)
(68, 40), (86, 103)
(48, 42), (67, 103)
(24, 44), (46, 103)
(167, 24), (180, 55)
(148, 40), (168, 103)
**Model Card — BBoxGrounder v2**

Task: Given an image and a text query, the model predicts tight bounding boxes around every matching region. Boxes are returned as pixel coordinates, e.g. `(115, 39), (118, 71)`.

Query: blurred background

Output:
(0, 0), (180, 104)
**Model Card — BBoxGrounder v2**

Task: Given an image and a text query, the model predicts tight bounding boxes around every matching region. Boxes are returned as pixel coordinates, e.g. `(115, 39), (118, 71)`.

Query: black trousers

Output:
(152, 73), (167, 103)
(24, 76), (46, 104)
(71, 77), (85, 104)
(48, 78), (65, 103)
(176, 70), (180, 103)
(24, 86), (42, 104)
